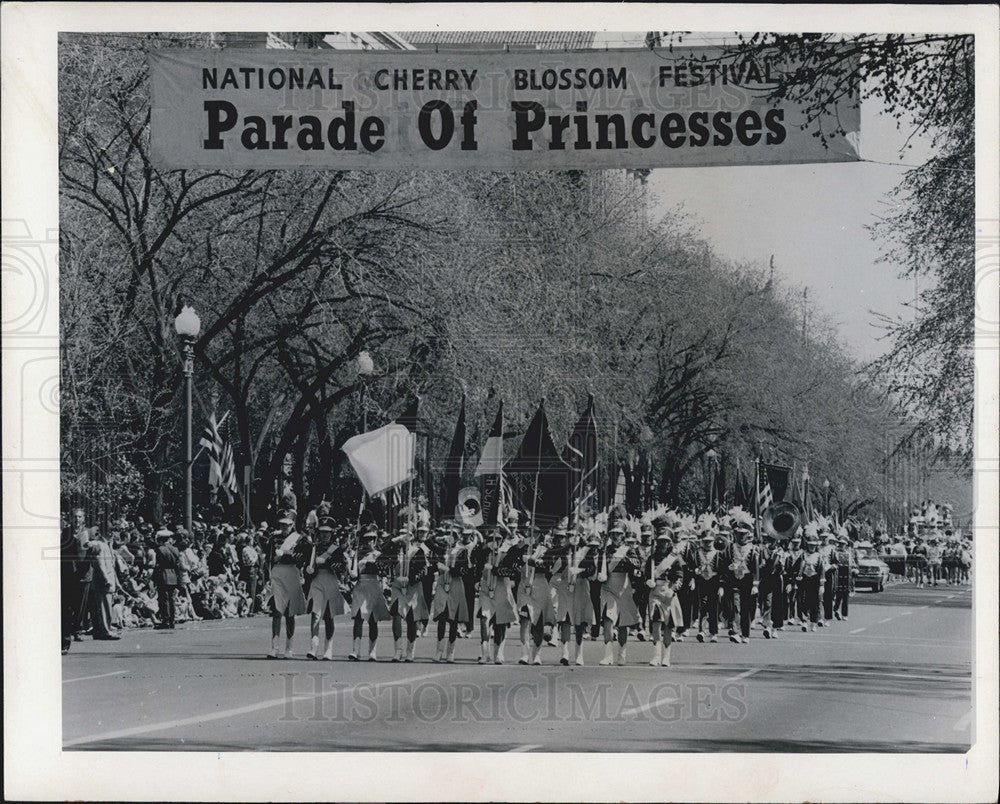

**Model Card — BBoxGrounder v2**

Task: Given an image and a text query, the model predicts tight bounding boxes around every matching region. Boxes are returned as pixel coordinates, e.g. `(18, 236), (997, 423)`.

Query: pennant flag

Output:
(802, 467), (814, 520)
(392, 395), (436, 521)
(440, 394), (467, 519)
(733, 458), (750, 509)
(199, 411), (238, 502)
(707, 455), (726, 512)
(476, 402), (504, 527)
(506, 400), (574, 530)
(342, 423), (415, 497)
(613, 466), (627, 508)
(789, 465), (812, 520)
(566, 394), (599, 515)
(394, 396), (419, 431)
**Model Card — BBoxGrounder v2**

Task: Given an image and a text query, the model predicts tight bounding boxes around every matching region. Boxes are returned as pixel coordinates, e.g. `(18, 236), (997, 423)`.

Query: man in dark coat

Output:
(152, 528), (181, 629)
(61, 507), (89, 653)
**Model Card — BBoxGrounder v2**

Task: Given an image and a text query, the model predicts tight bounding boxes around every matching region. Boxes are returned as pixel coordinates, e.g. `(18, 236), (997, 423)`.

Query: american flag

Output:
(756, 462), (773, 515)
(199, 411), (239, 502)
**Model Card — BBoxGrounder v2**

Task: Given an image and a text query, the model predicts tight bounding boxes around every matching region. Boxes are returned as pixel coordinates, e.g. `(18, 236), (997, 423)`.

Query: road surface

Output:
(62, 581), (973, 752)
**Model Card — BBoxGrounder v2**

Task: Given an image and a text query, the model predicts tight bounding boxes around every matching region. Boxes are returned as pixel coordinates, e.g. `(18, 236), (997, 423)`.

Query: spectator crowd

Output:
(61, 507), (270, 651)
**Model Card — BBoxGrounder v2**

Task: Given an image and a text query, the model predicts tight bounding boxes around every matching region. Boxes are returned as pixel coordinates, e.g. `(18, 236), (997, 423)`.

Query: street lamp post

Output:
(356, 350), (374, 431)
(174, 305), (201, 535)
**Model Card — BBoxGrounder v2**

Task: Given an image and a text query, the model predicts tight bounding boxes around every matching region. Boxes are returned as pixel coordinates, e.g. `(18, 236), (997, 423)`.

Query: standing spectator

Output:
(60, 507), (88, 653)
(926, 536), (943, 586)
(152, 528), (181, 629)
(238, 532), (260, 613)
(70, 508), (96, 639)
(911, 537), (929, 587)
(88, 526), (122, 640)
(175, 529), (202, 620)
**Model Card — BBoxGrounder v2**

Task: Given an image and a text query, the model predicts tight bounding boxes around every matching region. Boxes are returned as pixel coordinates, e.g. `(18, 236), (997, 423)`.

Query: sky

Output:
(646, 105), (928, 361)
(592, 32), (934, 362)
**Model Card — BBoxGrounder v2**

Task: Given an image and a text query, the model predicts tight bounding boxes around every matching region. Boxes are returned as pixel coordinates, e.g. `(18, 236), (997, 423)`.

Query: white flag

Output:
(342, 423), (415, 497)
(474, 433), (504, 477)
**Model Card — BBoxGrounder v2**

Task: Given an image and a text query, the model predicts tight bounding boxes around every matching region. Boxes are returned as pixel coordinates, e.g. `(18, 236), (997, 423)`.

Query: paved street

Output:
(63, 582), (972, 752)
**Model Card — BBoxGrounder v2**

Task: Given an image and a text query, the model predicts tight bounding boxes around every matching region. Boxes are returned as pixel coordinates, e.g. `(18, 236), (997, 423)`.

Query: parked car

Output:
(853, 541), (890, 592)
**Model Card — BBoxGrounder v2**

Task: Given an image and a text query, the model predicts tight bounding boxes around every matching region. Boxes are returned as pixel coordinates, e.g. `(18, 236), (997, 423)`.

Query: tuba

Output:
(761, 501), (802, 541)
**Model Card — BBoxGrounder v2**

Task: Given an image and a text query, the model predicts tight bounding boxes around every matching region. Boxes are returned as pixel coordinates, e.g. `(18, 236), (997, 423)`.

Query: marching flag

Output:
(476, 402), (504, 527)
(759, 461), (792, 504)
(756, 461), (774, 515)
(441, 395), (467, 519)
(199, 411), (238, 502)
(393, 395), (437, 522)
(733, 458), (751, 510)
(342, 423), (416, 497)
(613, 466), (627, 508)
(565, 394), (599, 516)
(506, 400), (573, 530)
(713, 459), (727, 512)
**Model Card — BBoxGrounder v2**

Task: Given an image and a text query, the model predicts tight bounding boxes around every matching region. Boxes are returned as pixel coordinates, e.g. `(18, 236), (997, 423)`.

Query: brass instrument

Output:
(761, 501), (803, 541)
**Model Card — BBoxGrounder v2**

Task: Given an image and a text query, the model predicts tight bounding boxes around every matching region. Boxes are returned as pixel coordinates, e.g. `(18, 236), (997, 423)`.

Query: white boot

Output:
(284, 636), (295, 659)
(349, 637), (360, 661)
(392, 639), (403, 662)
(308, 635), (320, 659)
(617, 643), (627, 666)
(494, 643), (505, 665)
(599, 641), (614, 666)
(560, 641), (571, 665)
(446, 640), (456, 663)
(405, 640), (416, 662)
(368, 639), (378, 661)
(519, 644), (530, 665)
(434, 639), (446, 662)
(268, 634), (282, 659)
(662, 641), (672, 667)
(531, 644), (542, 665)
(479, 641), (489, 664)
(322, 637), (334, 661)
(650, 642), (663, 666)
(574, 642), (585, 666)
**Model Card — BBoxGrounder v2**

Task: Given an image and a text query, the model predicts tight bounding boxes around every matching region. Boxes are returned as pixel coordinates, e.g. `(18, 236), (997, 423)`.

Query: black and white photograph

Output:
(3, 4), (998, 802)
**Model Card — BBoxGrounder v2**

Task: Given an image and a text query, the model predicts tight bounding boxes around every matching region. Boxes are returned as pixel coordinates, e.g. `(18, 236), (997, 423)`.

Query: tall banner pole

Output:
(754, 457), (761, 542)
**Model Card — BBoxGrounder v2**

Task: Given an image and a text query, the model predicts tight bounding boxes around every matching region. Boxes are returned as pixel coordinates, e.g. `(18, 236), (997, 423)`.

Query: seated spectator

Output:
(207, 536), (229, 578)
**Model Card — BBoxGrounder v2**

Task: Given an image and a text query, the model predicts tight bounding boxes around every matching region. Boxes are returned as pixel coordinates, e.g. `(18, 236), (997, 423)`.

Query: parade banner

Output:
(148, 47), (860, 170)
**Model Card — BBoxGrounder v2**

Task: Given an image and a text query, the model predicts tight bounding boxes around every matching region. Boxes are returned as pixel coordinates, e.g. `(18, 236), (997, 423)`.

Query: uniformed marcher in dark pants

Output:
(758, 533), (787, 638)
(631, 524), (653, 640)
(725, 516), (759, 643)
(833, 533), (855, 620)
(820, 533), (838, 625)
(693, 530), (724, 641)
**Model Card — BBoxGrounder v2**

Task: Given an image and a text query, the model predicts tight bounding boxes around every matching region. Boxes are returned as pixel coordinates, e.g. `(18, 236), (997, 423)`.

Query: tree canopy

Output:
(59, 32), (955, 529)
(658, 32), (975, 465)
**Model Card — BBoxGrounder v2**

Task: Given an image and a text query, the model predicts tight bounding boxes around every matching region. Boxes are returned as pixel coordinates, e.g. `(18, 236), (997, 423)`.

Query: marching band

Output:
(257, 498), (929, 665)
